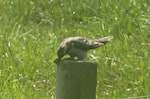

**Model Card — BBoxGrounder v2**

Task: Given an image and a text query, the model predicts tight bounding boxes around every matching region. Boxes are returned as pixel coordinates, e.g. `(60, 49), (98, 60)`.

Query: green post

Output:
(56, 60), (97, 99)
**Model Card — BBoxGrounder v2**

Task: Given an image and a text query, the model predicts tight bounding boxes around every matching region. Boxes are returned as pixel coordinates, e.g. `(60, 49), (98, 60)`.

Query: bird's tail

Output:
(86, 36), (113, 50)
(94, 36), (114, 44)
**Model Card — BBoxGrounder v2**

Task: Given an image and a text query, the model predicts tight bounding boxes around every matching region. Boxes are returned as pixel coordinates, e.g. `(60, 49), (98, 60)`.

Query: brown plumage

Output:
(54, 36), (113, 63)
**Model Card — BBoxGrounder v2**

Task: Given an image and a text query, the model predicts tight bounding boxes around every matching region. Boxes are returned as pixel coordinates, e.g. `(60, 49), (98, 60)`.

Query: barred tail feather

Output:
(94, 36), (114, 44)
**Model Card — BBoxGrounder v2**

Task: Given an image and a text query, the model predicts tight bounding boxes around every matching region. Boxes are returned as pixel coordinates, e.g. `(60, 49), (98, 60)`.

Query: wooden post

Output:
(56, 60), (97, 99)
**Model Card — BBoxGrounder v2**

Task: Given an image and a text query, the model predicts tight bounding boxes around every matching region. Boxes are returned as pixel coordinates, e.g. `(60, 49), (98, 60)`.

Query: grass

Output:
(0, 0), (149, 98)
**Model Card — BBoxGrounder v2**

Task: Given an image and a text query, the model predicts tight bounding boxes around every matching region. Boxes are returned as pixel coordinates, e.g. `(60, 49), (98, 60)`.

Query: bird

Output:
(54, 36), (113, 63)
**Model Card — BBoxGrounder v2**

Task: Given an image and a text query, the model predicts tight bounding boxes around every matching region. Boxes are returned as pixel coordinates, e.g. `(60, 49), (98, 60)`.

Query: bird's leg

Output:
(76, 51), (87, 60)
(77, 57), (84, 60)
(69, 56), (74, 60)
(63, 56), (75, 60)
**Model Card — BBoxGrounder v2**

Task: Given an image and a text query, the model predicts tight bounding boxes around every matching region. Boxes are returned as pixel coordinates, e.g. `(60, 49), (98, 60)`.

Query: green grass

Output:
(0, 0), (150, 98)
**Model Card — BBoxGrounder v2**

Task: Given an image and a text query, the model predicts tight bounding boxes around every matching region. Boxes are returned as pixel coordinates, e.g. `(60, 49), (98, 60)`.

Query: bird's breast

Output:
(67, 48), (87, 58)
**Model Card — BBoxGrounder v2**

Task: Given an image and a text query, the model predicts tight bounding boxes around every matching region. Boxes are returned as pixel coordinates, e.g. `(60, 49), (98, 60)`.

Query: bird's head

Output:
(53, 46), (66, 65)
(57, 45), (66, 59)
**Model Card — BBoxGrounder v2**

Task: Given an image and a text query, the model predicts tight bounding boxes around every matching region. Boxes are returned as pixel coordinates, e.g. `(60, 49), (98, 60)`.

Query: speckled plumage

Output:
(54, 36), (113, 63)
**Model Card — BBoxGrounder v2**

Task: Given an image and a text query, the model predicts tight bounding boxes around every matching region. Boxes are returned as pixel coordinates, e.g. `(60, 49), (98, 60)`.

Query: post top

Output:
(58, 59), (97, 66)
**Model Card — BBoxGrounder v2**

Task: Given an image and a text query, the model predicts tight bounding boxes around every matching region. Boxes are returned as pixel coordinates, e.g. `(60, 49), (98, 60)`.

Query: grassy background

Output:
(0, 0), (149, 98)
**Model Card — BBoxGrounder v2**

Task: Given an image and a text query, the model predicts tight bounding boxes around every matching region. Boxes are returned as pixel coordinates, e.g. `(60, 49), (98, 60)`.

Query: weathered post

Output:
(56, 60), (97, 99)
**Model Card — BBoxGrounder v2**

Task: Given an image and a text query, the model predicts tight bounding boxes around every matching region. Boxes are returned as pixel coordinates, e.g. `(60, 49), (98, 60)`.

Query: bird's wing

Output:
(72, 37), (104, 50)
